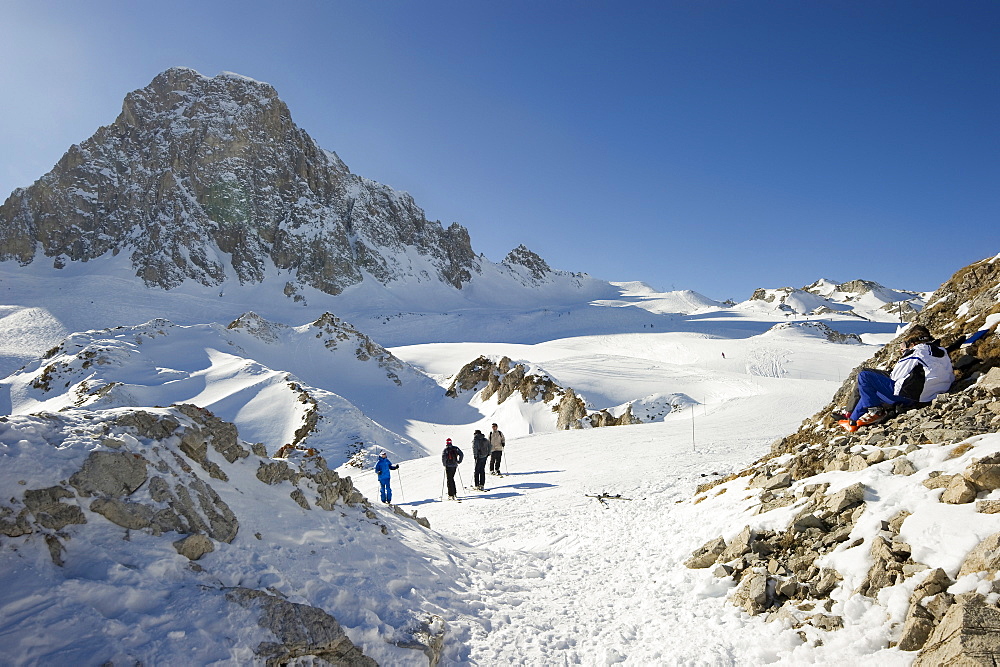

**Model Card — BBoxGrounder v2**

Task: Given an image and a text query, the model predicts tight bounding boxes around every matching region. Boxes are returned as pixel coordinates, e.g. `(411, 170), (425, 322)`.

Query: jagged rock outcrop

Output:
(446, 355), (642, 429)
(0, 67), (479, 296)
(503, 244), (552, 283)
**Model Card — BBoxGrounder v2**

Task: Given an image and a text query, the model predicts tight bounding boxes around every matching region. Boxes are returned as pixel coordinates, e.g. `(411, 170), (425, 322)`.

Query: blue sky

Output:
(2, 1), (997, 300)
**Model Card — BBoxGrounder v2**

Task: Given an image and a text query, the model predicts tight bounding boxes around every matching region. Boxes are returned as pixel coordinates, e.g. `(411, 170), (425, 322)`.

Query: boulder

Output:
(923, 473), (956, 491)
(965, 463), (1000, 492)
(958, 532), (1000, 578)
(173, 533), (215, 560)
(719, 527), (756, 563)
(897, 602), (935, 651)
(23, 486), (86, 530)
(732, 570), (770, 615)
(68, 451), (149, 498)
(977, 367), (1000, 396)
(914, 595), (1000, 665)
(826, 482), (866, 513)
(892, 457), (917, 476)
(685, 536), (727, 569)
(910, 568), (954, 606)
(225, 588), (376, 665)
(90, 498), (155, 530)
(941, 475), (978, 504)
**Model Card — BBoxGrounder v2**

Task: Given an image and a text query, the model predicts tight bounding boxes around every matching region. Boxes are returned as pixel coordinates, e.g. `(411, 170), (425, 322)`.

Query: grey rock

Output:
(90, 498), (155, 530)
(290, 489), (311, 510)
(68, 450), (149, 498)
(733, 570), (770, 615)
(719, 526), (756, 562)
(173, 533), (215, 560)
(813, 569), (842, 597)
(923, 429), (974, 443)
(910, 568), (954, 605)
(23, 486), (86, 530)
(226, 587), (376, 666)
(892, 457), (917, 476)
(257, 460), (300, 486)
(923, 473), (956, 491)
(977, 367), (1000, 397)
(808, 614), (844, 631)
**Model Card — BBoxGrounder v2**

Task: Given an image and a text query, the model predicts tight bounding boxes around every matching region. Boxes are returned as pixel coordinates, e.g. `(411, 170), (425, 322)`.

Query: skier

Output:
(835, 325), (953, 432)
(472, 429), (490, 491)
(442, 438), (464, 500)
(488, 422), (506, 476)
(374, 451), (399, 504)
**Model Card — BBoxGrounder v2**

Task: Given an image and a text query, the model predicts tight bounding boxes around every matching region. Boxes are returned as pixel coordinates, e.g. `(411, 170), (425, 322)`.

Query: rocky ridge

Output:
(685, 253), (1000, 662)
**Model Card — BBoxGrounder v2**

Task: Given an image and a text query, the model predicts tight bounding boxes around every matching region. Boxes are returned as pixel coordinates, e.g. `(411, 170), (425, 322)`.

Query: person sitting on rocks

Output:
(835, 324), (954, 432)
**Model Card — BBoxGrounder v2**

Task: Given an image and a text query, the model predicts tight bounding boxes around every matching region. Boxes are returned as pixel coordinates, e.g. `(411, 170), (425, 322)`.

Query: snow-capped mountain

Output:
(738, 278), (927, 322)
(0, 68), (583, 302)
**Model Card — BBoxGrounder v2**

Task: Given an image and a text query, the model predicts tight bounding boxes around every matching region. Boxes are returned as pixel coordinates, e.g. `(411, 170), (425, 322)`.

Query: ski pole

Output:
(456, 466), (466, 491)
(503, 448), (509, 475)
(395, 467), (404, 503)
(441, 471), (447, 501)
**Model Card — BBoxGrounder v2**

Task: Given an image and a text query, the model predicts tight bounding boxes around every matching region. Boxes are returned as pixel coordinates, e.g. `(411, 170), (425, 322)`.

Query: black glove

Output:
(390, 464), (399, 470)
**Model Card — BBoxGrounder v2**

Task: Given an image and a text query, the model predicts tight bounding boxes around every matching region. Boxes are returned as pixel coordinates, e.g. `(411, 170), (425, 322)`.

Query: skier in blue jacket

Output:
(374, 451), (399, 504)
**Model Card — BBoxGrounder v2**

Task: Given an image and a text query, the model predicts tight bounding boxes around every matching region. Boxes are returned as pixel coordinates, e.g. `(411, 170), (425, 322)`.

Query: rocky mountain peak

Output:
(503, 244), (551, 281)
(0, 68), (479, 297)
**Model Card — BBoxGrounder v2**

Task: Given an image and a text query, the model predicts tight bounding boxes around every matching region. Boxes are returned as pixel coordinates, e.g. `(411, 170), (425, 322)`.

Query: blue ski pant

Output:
(379, 478), (392, 503)
(849, 369), (912, 421)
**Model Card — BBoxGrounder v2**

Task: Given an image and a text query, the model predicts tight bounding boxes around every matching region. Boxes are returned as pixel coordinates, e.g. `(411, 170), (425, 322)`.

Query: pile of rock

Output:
(686, 373), (1000, 660)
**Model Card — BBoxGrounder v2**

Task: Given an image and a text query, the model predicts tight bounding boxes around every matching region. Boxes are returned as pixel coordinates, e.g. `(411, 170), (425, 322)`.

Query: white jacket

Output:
(891, 342), (953, 403)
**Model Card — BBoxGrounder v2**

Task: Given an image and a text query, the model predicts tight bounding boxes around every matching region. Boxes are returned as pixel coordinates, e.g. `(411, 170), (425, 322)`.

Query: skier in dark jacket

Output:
(472, 430), (490, 491)
(836, 325), (953, 432)
(374, 451), (399, 503)
(442, 438), (464, 500)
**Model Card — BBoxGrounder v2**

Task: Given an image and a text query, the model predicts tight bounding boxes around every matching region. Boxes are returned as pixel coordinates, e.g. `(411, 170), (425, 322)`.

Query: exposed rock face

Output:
(0, 67), (479, 296)
(446, 355), (640, 430)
